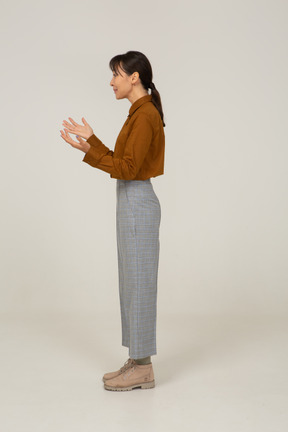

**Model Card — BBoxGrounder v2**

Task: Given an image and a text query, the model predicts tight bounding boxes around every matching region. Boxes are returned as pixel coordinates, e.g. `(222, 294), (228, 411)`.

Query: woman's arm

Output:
(83, 112), (154, 180)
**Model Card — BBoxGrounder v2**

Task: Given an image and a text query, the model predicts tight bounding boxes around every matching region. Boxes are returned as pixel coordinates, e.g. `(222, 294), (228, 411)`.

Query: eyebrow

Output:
(114, 69), (123, 76)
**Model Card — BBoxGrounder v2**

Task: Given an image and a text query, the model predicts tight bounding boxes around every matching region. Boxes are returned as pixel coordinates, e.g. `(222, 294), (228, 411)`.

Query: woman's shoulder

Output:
(136, 101), (161, 125)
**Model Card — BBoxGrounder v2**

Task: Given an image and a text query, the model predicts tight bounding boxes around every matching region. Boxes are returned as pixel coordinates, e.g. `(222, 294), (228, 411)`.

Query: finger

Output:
(62, 120), (75, 130)
(64, 127), (76, 136)
(64, 133), (82, 149)
(68, 117), (79, 126)
(82, 117), (88, 125)
(66, 131), (82, 145)
(60, 133), (72, 145)
(64, 129), (75, 142)
(60, 129), (69, 139)
(76, 135), (85, 143)
(60, 130), (73, 144)
(65, 128), (87, 140)
(62, 120), (72, 126)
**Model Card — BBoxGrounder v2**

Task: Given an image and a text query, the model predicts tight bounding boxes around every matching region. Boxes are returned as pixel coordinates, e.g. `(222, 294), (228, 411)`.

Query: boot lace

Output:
(120, 358), (136, 373)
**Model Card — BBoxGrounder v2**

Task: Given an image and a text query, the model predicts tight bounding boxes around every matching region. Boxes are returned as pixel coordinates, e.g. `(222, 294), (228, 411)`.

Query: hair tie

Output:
(149, 82), (155, 90)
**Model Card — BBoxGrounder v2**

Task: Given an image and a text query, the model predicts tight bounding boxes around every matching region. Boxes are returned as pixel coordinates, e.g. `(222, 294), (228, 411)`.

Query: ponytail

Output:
(149, 82), (165, 127)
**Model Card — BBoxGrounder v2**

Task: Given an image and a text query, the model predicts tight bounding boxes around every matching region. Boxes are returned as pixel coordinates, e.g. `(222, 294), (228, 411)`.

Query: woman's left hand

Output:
(62, 117), (93, 140)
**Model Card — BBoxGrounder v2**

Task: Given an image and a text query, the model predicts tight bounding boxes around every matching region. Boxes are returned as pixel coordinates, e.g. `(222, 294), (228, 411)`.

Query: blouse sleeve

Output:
(82, 112), (154, 180)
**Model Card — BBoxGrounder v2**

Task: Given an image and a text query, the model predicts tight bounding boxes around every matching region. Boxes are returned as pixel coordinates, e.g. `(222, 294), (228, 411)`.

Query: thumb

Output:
(82, 117), (88, 125)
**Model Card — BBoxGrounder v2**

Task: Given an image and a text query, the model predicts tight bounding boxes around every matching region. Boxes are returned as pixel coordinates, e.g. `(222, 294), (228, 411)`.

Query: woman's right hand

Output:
(60, 129), (91, 153)
(62, 117), (94, 140)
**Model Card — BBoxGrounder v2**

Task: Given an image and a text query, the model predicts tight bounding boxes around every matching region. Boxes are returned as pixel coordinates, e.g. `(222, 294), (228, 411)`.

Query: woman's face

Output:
(110, 65), (134, 100)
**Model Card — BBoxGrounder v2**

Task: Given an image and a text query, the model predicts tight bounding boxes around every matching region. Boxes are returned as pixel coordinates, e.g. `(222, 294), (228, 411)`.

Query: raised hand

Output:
(62, 117), (93, 140)
(60, 129), (91, 153)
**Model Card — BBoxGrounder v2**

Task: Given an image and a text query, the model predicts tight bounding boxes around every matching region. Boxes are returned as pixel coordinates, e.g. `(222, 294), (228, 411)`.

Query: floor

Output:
(0, 311), (287, 431)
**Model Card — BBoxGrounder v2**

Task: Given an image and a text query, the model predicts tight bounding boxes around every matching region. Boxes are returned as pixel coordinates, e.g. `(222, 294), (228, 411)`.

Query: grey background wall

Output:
(1, 0), (287, 317)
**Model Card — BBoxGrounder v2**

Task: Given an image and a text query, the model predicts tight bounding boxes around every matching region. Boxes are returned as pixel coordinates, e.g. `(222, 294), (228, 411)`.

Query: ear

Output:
(131, 71), (140, 84)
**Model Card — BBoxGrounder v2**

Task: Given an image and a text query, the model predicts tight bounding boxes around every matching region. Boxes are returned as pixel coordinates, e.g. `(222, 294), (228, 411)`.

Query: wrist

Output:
(86, 132), (94, 140)
(82, 142), (91, 153)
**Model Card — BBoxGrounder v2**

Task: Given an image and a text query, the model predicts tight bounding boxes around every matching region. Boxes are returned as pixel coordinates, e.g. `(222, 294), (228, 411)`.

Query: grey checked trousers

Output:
(116, 179), (161, 359)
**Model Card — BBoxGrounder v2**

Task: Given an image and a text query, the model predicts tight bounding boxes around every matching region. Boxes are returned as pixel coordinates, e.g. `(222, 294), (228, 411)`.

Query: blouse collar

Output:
(128, 94), (152, 117)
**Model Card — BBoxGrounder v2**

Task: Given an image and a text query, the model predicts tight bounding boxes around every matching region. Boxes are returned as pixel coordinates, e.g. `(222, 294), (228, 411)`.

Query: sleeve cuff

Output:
(86, 133), (103, 148)
(82, 144), (104, 166)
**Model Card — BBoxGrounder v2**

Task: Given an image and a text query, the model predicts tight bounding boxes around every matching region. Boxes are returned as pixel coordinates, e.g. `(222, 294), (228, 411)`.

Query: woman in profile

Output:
(60, 50), (165, 391)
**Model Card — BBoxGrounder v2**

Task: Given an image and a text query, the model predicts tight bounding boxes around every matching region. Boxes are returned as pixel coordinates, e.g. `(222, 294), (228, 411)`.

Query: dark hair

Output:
(109, 50), (165, 127)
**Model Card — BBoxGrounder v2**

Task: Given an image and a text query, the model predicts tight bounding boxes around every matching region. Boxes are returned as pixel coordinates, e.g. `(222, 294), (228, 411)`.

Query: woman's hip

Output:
(116, 179), (160, 221)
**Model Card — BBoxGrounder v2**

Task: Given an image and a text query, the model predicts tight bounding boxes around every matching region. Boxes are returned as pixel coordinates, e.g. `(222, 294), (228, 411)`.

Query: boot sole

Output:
(104, 380), (155, 391)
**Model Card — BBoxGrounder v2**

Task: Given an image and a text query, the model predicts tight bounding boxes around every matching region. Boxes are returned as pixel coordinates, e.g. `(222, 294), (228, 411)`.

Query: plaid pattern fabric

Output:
(116, 179), (161, 359)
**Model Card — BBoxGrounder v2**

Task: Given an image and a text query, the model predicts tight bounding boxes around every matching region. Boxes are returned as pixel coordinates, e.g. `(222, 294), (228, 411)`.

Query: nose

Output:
(110, 77), (114, 86)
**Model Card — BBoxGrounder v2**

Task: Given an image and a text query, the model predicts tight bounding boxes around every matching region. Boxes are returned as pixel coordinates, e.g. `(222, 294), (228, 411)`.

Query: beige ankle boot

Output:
(102, 358), (136, 383)
(104, 362), (155, 391)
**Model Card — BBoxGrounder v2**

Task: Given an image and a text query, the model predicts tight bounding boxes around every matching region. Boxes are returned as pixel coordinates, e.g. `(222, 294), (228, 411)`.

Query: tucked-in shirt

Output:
(82, 94), (165, 180)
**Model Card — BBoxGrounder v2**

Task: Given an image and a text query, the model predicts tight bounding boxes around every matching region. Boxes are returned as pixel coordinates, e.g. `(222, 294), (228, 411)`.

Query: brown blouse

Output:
(82, 94), (165, 180)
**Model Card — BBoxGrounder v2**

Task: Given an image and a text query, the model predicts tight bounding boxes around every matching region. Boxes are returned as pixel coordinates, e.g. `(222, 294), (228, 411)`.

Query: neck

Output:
(128, 88), (149, 105)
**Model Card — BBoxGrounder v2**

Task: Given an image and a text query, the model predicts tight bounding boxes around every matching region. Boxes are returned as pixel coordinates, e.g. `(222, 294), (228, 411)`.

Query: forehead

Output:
(112, 63), (126, 76)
